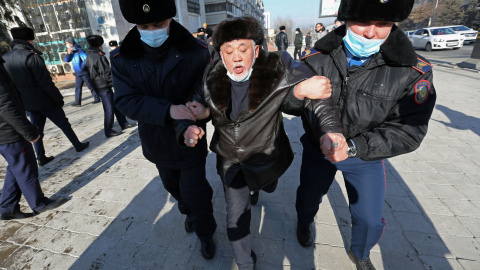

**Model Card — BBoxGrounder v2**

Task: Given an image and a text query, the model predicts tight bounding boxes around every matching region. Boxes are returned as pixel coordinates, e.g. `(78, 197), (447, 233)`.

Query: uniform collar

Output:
(314, 24), (418, 66)
(11, 39), (43, 55)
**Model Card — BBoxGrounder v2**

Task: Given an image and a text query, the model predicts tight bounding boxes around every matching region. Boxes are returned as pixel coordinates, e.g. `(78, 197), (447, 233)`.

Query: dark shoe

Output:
(296, 221), (313, 247)
(33, 197), (69, 215)
(38, 156), (54, 166)
(106, 129), (123, 137)
(348, 248), (376, 270)
(250, 192), (259, 206)
(200, 238), (216, 260)
(184, 216), (194, 233)
(92, 100), (101, 104)
(71, 103), (81, 107)
(0, 211), (35, 220)
(75, 141), (90, 152)
(251, 251), (257, 269)
(121, 122), (137, 130)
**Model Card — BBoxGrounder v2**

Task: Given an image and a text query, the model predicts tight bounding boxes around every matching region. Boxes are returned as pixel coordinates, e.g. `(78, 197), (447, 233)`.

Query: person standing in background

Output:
(293, 28), (303, 60)
(275, 25), (288, 51)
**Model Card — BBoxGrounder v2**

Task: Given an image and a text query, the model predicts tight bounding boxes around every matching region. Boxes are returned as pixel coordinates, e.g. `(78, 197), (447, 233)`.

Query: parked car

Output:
(404, 30), (416, 36)
(446, 25), (478, 44)
(409, 27), (465, 51)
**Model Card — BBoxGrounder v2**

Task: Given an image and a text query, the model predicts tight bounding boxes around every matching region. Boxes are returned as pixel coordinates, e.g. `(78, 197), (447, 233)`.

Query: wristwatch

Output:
(347, 139), (357, 158)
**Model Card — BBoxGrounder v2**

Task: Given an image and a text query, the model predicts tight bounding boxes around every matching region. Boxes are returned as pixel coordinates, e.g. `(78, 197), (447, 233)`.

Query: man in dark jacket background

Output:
(293, 27), (303, 60)
(111, 0), (217, 260)
(275, 25), (288, 51)
(85, 35), (136, 137)
(64, 37), (100, 106)
(178, 16), (345, 270)
(0, 54), (60, 220)
(297, 1), (437, 269)
(305, 32), (312, 49)
(3, 27), (89, 167)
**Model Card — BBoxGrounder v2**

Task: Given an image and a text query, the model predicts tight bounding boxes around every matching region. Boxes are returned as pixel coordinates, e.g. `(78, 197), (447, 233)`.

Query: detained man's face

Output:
(220, 39), (259, 82)
(348, 21), (394, 40)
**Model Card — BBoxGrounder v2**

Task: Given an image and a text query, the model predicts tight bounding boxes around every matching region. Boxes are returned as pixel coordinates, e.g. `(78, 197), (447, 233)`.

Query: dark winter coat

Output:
(3, 40), (64, 112)
(85, 47), (112, 92)
(305, 35), (312, 48)
(302, 25), (436, 161)
(275, 32), (289, 51)
(0, 55), (39, 144)
(111, 20), (210, 168)
(176, 50), (342, 192)
(294, 31), (303, 47)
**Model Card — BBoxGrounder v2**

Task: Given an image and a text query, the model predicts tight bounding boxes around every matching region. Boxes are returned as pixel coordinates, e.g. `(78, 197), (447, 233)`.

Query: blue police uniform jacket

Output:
(64, 43), (88, 75)
(110, 20), (210, 168)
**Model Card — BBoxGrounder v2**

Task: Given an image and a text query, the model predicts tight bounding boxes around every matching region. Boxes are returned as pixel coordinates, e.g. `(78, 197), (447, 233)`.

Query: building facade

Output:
(204, 0), (265, 29)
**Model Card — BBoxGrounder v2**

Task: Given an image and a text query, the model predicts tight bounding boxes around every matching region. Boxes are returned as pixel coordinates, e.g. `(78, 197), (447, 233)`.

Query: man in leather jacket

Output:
(297, 1), (436, 269)
(275, 25), (289, 51)
(176, 16), (345, 270)
(85, 35), (136, 137)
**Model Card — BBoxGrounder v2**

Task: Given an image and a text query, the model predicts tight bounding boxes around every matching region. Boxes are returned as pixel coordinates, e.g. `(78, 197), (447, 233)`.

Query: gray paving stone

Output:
(392, 212), (436, 234)
(313, 223), (345, 247)
(428, 184), (469, 200)
(0, 245), (38, 270)
(457, 216), (480, 236)
(418, 255), (464, 270)
(314, 244), (353, 270)
(63, 233), (97, 257)
(103, 239), (141, 267)
(82, 235), (120, 262)
(403, 231), (453, 257)
(122, 220), (153, 244)
(415, 197), (454, 216)
(6, 223), (39, 245)
(454, 185), (480, 201)
(441, 235), (480, 261)
(131, 243), (167, 269)
(24, 226), (59, 250)
(429, 215), (474, 237)
(0, 222), (24, 241)
(457, 258), (480, 270)
(379, 249), (425, 270)
(21, 249), (77, 270)
(441, 199), (480, 218)
(384, 195), (422, 213)
(0, 241), (20, 265)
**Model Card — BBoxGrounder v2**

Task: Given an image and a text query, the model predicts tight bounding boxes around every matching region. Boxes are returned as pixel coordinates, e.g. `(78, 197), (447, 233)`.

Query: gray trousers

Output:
(225, 185), (255, 270)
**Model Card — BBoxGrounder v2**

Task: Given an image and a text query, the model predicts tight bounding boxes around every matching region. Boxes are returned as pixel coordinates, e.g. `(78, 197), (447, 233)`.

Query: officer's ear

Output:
(254, 45), (259, 59)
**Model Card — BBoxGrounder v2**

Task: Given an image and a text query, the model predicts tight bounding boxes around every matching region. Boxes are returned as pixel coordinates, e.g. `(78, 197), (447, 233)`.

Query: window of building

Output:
(187, 0), (200, 14)
(206, 3), (227, 13)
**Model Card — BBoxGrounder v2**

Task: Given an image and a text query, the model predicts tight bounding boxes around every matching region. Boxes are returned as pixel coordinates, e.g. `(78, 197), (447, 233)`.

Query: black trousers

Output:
(98, 89), (128, 136)
(294, 46), (302, 60)
(156, 162), (216, 242)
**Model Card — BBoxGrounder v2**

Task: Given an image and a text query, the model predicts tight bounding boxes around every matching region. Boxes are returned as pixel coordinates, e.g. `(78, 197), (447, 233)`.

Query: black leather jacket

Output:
(3, 40), (64, 111)
(275, 32), (289, 51)
(176, 50), (342, 191)
(0, 56), (38, 144)
(303, 25), (436, 161)
(85, 47), (112, 92)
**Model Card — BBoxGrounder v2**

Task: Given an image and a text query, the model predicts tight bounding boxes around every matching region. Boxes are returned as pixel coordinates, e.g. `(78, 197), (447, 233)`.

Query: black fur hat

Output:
(86, 35), (104, 47)
(109, 40), (118, 47)
(279, 25), (286, 30)
(213, 16), (264, 52)
(337, 0), (414, 22)
(119, 0), (176, 24)
(11, 27), (35, 40)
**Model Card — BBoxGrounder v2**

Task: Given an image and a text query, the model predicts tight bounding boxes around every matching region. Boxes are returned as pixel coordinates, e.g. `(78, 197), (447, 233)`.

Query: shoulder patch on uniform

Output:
(411, 57), (433, 74)
(196, 39), (208, 49)
(414, 79), (430, 105)
(112, 52), (120, 58)
(301, 48), (321, 60)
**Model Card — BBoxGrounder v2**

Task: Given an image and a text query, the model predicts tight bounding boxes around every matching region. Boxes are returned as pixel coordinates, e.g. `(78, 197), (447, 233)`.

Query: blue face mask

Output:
(138, 24), (169, 48)
(343, 27), (387, 58)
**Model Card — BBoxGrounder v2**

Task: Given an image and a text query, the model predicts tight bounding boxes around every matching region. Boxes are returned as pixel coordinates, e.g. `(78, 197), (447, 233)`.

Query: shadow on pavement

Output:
(435, 104), (480, 137)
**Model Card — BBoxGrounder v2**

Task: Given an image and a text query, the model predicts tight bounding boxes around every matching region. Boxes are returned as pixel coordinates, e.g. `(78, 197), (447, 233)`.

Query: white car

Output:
(409, 27), (465, 51)
(446, 25), (478, 44)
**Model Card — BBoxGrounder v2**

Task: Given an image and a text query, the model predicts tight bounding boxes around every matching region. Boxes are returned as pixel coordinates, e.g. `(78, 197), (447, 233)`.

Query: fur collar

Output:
(314, 24), (417, 66)
(120, 20), (198, 58)
(207, 49), (282, 112)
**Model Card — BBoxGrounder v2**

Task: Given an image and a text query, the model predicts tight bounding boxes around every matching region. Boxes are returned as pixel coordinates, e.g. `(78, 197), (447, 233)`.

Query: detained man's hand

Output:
(170, 104), (196, 121)
(187, 101), (210, 120)
(294, 76), (332, 100)
(320, 133), (348, 162)
(183, 125), (205, 147)
(30, 135), (40, 143)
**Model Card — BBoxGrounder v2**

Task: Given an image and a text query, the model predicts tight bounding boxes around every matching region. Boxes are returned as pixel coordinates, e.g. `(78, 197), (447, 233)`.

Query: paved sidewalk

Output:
(0, 53), (479, 269)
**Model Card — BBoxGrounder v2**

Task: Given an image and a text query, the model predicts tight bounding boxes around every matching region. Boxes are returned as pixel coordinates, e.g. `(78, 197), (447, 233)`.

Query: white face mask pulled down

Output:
(221, 41), (256, 83)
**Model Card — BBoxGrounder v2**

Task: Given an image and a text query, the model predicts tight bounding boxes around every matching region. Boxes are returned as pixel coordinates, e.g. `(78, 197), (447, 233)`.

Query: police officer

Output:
(111, 0), (217, 259)
(64, 37), (100, 106)
(196, 27), (206, 41)
(293, 28), (303, 60)
(0, 54), (61, 220)
(108, 40), (119, 52)
(275, 26), (288, 51)
(3, 27), (90, 167)
(297, 1), (437, 269)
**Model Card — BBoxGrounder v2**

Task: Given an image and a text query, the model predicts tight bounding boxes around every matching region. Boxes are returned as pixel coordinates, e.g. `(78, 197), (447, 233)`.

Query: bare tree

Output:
(433, 0), (464, 26)
(462, 0), (480, 28)
(273, 16), (294, 44)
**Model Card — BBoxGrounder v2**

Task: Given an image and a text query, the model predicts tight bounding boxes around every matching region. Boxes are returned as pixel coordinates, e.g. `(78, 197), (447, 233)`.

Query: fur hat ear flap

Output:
(338, 0), (414, 22)
(213, 16), (265, 52)
(11, 27), (35, 41)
